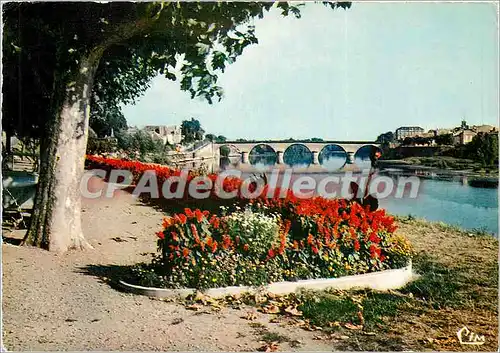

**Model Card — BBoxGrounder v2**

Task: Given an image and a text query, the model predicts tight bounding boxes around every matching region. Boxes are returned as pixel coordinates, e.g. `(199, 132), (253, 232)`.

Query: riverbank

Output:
(2, 177), (497, 351)
(379, 157), (498, 187)
(379, 156), (498, 176)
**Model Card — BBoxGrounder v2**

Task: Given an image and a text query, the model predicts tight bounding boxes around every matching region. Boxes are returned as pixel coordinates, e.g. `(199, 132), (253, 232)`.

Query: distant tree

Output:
(236, 138), (247, 142)
(220, 145), (231, 157)
(466, 133), (499, 166)
(435, 133), (453, 146)
(205, 133), (216, 142)
(181, 118), (204, 143)
(376, 131), (394, 143)
(90, 106), (127, 138)
(310, 137), (324, 142)
(402, 137), (414, 146)
(216, 135), (227, 143)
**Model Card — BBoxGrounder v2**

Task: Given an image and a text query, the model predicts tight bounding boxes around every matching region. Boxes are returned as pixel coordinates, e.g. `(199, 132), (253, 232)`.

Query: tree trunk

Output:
(24, 49), (103, 252)
(5, 131), (12, 155)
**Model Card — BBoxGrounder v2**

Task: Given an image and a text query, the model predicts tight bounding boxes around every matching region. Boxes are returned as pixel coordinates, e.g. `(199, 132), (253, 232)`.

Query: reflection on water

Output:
(284, 144), (313, 167)
(319, 145), (347, 171)
(188, 157), (498, 235)
(354, 145), (382, 170)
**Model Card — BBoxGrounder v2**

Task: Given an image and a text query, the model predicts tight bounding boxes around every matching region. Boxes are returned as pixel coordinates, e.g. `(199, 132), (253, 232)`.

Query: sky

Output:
(122, 2), (499, 141)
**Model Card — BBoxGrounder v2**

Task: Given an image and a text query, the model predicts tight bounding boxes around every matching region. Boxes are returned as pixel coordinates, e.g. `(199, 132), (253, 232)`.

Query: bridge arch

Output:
(318, 144), (348, 171)
(249, 143), (277, 168)
(354, 144), (383, 170)
(283, 143), (313, 167)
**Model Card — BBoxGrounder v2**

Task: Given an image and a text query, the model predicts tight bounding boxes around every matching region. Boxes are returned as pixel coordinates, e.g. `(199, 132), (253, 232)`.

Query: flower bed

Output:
(134, 201), (412, 289)
(85, 155), (413, 290)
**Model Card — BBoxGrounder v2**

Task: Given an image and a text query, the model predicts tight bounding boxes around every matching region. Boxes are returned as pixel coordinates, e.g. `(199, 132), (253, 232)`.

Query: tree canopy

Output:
(181, 117), (204, 143)
(3, 2), (351, 142)
(2, 1), (351, 252)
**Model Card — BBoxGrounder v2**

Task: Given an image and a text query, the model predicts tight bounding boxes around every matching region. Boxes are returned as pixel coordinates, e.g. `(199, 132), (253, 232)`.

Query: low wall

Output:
(118, 261), (414, 299)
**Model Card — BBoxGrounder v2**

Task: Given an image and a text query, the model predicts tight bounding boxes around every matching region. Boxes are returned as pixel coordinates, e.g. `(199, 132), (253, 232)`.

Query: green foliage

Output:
(3, 2), (351, 143)
(465, 132), (498, 166)
(115, 130), (165, 159)
(90, 106), (128, 138)
(434, 133), (453, 146)
(181, 118), (204, 144)
(86, 137), (117, 155)
(376, 131), (394, 144)
(220, 145), (231, 157)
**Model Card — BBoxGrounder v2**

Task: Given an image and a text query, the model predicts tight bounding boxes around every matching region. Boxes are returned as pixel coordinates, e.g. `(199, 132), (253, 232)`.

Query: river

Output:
(187, 150), (498, 235)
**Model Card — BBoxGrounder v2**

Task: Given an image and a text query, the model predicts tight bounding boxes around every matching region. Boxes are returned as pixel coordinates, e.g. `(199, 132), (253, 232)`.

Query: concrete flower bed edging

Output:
(118, 260), (414, 299)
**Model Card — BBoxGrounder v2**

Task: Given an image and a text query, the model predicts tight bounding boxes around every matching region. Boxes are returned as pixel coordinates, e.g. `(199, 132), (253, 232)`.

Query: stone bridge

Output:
(212, 140), (381, 165)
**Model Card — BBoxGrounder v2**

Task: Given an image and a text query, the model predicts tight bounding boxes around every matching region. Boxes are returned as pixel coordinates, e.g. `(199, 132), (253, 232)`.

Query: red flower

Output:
(243, 244), (249, 251)
(178, 214), (187, 224)
(354, 240), (360, 251)
(311, 246), (319, 254)
(184, 208), (194, 218)
(222, 235), (232, 250)
(182, 248), (190, 258)
(369, 244), (381, 259)
(268, 249), (275, 258)
(156, 231), (165, 239)
(195, 209), (204, 223)
(307, 234), (314, 245)
(211, 241), (218, 253)
(170, 231), (178, 241)
(368, 232), (381, 243)
(162, 217), (173, 229)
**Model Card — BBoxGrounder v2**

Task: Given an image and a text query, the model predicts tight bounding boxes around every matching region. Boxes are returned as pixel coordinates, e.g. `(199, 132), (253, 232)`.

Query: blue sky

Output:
(122, 2), (499, 141)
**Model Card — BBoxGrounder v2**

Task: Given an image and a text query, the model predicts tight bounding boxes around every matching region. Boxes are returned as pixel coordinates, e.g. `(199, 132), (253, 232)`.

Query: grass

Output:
(298, 290), (406, 331)
(260, 332), (290, 344)
(273, 219), (498, 351)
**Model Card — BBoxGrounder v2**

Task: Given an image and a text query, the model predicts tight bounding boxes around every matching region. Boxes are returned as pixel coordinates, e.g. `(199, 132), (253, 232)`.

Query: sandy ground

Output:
(1, 177), (334, 351)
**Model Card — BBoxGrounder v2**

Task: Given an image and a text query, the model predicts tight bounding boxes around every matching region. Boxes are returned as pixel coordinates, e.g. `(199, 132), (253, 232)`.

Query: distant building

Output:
(395, 126), (425, 141)
(453, 129), (476, 145)
(430, 128), (452, 136)
(143, 125), (183, 145)
(471, 124), (497, 134)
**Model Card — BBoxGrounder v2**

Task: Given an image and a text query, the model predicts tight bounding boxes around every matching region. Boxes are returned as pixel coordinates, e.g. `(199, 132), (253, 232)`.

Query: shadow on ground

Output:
(77, 264), (138, 292)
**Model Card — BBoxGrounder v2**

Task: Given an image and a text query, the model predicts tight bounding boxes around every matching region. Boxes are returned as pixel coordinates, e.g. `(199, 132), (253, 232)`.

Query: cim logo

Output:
(457, 326), (486, 346)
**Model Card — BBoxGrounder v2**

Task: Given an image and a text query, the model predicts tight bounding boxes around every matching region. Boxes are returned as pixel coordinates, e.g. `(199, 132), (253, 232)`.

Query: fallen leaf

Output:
(328, 321), (341, 327)
(293, 319), (307, 327)
(284, 306), (302, 317)
(344, 322), (363, 330)
(258, 342), (279, 352)
(186, 303), (202, 311)
(363, 332), (376, 336)
(262, 305), (280, 314)
(242, 311), (258, 321)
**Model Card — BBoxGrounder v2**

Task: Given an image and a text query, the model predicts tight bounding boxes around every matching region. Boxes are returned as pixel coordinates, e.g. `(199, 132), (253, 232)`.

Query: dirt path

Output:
(2, 177), (332, 351)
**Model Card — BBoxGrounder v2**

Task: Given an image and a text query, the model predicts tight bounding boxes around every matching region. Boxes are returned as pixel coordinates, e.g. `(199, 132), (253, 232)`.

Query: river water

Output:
(191, 151), (498, 235)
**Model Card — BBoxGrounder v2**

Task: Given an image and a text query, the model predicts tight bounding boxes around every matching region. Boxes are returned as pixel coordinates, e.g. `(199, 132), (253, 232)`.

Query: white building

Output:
(144, 125), (183, 145)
